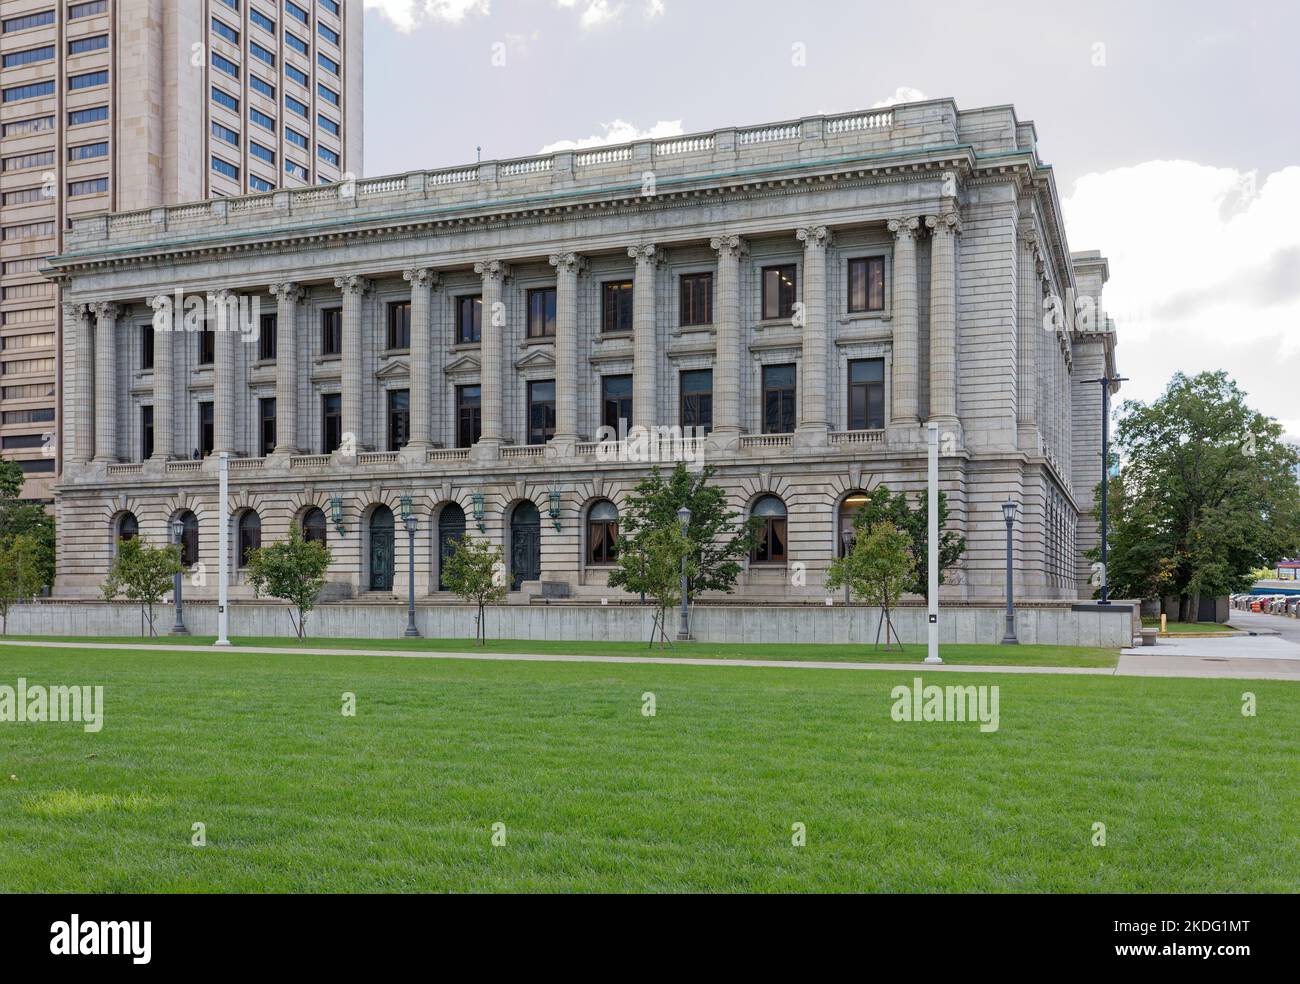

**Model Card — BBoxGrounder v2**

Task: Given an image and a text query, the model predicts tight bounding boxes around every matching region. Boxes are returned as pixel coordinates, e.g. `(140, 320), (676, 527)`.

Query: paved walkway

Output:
(1116, 612), (1300, 680)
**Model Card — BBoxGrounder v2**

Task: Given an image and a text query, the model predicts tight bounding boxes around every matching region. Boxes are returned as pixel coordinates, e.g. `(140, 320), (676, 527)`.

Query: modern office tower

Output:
(0, 0), (363, 500)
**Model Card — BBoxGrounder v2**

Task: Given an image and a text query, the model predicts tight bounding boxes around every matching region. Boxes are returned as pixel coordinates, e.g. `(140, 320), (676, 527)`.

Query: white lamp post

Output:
(215, 451), (231, 646)
(925, 423), (943, 664)
(676, 505), (692, 641)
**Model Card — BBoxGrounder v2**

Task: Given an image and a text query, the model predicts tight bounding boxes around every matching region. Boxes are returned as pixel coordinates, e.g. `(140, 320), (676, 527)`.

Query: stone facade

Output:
(45, 99), (1120, 604)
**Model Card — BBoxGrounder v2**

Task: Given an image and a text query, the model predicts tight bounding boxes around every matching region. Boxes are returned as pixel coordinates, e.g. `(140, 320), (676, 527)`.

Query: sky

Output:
(360, 0), (1300, 437)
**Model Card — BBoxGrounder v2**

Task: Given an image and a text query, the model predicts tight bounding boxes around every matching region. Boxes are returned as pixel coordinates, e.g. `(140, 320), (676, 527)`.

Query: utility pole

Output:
(1086, 375), (1128, 605)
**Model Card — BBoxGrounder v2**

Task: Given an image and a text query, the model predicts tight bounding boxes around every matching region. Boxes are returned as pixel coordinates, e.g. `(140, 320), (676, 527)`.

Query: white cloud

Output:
(364, 0), (490, 31)
(644, 0), (666, 19)
(871, 86), (927, 108)
(539, 118), (684, 152)
(553, 0), (631, 30)
(1062, 161), (1300, 434)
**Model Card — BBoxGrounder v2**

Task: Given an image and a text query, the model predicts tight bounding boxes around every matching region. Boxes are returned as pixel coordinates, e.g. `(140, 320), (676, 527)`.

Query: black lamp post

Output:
(1000, 499), (1019, 645)
(170, 518), (189, 636)
(401, 500), (419, 638)
(676, 505), (692, 640)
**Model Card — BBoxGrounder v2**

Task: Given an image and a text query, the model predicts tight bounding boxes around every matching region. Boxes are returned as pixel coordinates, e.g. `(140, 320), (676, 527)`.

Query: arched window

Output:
(237, 510), (261, 568)
(587, 500), (619, 565)
(750, 495), (787, 564)
(301, 507), (327, 545)
(838, 490), (869, 556)
(437, 503), (465, 591)
(369, 505), (394, 591)
(176, 511), (199, 566)
(117, 512), (139, 542)
(509, 501), (541, 590)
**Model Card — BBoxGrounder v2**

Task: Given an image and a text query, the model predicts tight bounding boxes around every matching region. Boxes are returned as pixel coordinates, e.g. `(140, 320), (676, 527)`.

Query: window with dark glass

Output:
(750, 495), (788, 564)
(321, 307), (342, 355)
(258, 312), (277, 360)
(680, 369), (713, 434)
(387, 389), (409, 451)
(761, 264), (797, 321)
(258, 397), (276, 457)
(386, 301), (410, 350)
(762, 363), (796, 434)
(838, 491), (869, 556)
(679, 272), (713, 327)
(198, 328), (215, 365)
(587, 500), (619, 565)
(140, 325), (154, 370)
(177, 511), (199, 565)
(847, 256), (886, 313)
(456, 385), (481, 447)
(456, 295), (481, 344)
(197, 401), (214, 455)
(847, 358), (885, 430)
(141, 406), (154, 460)
(527, 380), (556, 445)
(602, 280), (634, 334)
(117, 512), (139, 541)
(527, 287), (556, 339)
(302, 507), (327, 544)
(601, 374), (633, 434)
(321, 393), (342, 453)
(237, 510), (261, 568)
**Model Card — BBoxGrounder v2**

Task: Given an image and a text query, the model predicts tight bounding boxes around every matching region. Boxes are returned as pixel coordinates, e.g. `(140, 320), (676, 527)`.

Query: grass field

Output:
(1, 642), (1295, 892)
(4, 635), (1120, 668)
(1141, 618), (1236, 634)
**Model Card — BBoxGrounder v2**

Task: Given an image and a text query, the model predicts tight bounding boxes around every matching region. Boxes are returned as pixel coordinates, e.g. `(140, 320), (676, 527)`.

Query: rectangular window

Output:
(285, 127), (308, 149)
(250, 8), (276, 32)
(3, 150), (55, 171)
(847, 256), (886, 313)
(211, 52), (239, 78)
(761, 264), (797, 321)
(198, 401), (215, 456)
(320, 307), (341, 355)
(3, 81), (56, 103)
(318, 52), (338, 74)
(3, 114), (55, 137)
(68, 1), (108, 17)
(527, 380), (556, 445)
(68, 33), (109, 55)
(211, 156), (239, 179)
(847, 358), (885, 430)
(2, 221), (54, 241)
(456, 295), (481, 344)
(321, 393), (342, 453)
(286, 95), (308, 117)
(250, 41), (276, 67)
(601, 280), (634, 334)
(318, 22), (340, 44)
(2, 408), (55, 424)
(249, 175), (273, 193)
(198, 328), (215, 365)
(386, 301), (410, 350)
(322, 0), (340, 14)
(526, 287), (556, 339)
(680, 369), (713, 434)
(250, 141), (275, 164)
(69, 141), (109, 161)
(259, 397), (277, 456)
(2, 433), (48, 450)
(211, 86), (239, 111)
(3, 11), (56, 32)
(317, 82), (339, 106)
(284, 160), (308, 181)
(140, 326), (154, 370)
(68, 70), (108, 90)
(68, 105), (108, 126)
(211, 17), (239, 43)
(250, 75), (275, 99)
(141, 406), (154, 461)
(4, 45), (54, 68)
(762, 363), (796, 434)
(250, 107), (275, 132)
(2, 187), (44, 206)
(212, 121), (239, 146)
(286, 1), (309, 24)
(456, 385), (481, 448)
(387, 389), (409, 451)
(679, 272), (713, 327)
(317, 145), (339, 166)
(285, 62), (308, 85)
(258, 312), (277, 360)
(317, 113), (340, 136)
(285, 31), (308, 56)
(601, 374), (633, 435)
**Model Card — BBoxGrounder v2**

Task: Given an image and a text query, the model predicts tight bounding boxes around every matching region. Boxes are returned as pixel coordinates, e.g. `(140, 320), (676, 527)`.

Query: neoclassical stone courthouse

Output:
(46, 99), (1119, 603)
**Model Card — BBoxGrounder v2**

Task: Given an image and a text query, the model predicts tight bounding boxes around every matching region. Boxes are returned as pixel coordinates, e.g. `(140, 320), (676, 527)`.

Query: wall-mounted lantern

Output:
(399, 493), (413, 522)
(471, 491), (486, 533)
(330, 494), (345, 536)
(547, 489), (563, 531)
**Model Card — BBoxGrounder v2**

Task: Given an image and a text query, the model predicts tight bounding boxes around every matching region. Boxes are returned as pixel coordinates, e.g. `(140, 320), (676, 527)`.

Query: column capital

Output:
(91, 301), (120, 322)
(402, 268), (439, 289)
(628, 243), (666, 265)
(796, 225), (834, 249)
(548, 252), (587, 275)
(333, 275), (371, 296)
(473, 259), (511, 281)
(887, 216), (921, 239)
(709, 234), (748, 258)
(147, 294), (171, 311)
(205, 288), (235, 304)
(925, 211), (962, 237)
(270, 281), (306, 303)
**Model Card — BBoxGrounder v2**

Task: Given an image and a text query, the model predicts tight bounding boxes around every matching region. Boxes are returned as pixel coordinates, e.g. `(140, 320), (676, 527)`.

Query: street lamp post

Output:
(403, 512), (419, 637)
(840, 530), (853, 605)
(676, 505), (692, 641)
(1000, 499), (1019, 645)
(170, 519), (189, 636)
(1087, 374), (1128, 604)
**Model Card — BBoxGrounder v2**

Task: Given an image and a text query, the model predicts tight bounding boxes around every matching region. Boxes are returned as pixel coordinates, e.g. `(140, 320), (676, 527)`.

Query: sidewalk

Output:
(1117, 630), (1300, 680)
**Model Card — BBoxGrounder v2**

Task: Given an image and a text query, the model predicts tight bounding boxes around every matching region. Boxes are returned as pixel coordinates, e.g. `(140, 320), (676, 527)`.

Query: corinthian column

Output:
(334, 276), (370, 452)
(269, 281), (304, 455)
(628, 244), (662, 431)
(888, 216), (921, 425)
(549, 252), (585, 452)
(209, 290), (237, 455)
(926, 211), (960, 430)
(473, 259), (510, 456)
(148, 295), (173, 461)
(1015, 230), (1040, 451)
(65, 303), (93, 465)
(402, 268), (437, 452)
(795, 225), (832, 446)
(91, 302), (119, 462)
(709, 234), (746, 446)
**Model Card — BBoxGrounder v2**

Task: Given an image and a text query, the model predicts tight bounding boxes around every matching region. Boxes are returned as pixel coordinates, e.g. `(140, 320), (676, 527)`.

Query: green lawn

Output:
(4, 634), (1119, 668)
(0, 643), (1295, 892)
(1141, 618), (1236, 634)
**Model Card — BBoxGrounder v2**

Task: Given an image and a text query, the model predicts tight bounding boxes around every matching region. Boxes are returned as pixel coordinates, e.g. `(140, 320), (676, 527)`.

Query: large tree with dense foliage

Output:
(0, 456), (54, 591)
(847, 486), (965, 599)
(1104, 371), (1300, 620)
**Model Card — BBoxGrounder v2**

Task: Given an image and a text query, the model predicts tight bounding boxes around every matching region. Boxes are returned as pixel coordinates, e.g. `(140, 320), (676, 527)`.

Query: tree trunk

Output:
(1178, 594), (1190, 623)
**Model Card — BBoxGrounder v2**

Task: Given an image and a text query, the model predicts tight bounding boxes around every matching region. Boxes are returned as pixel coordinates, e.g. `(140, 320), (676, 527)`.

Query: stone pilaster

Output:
(926, 211), (960, 432)
(709, 234), (747, 447)
(148, 295), (173, 461)
(91, 302), (119, 463)
(401, 269), (436, 453)
(334, 275), (370, 452)
(794, 225), (832, 447)
(209, 290), (237, 455)
(628, 244), (663, 431)
(1016, 228), (1040, 452)
(473, 259), (510, 457)
(269, 282), (304, 455)
(888, 216), (921, 425)
(65, 303), (93, 464)
(549, 252), (585, 452)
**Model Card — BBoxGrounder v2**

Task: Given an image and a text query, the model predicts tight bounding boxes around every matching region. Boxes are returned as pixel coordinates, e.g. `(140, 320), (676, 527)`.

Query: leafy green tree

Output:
(609, 463), (758, 602)
(0, 533), (46, 635)
(244, 525), (332, 639)
(612, 522), (696, 648)
(827, 520), (915, 650)
(848, 486), (965, 599)
(0, 455), (54, 590)
(102, 536), (182, 638)
(0, 457), (23, 500)
(1104, 371), (1300, 621)
(442, 535), (507, 645)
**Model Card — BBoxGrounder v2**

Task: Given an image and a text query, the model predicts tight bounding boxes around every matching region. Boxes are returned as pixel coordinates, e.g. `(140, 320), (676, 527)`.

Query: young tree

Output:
(848, 486), (965, 599)
(0, 533), (46, 635)
(102, 536), (182, 638)
(612, 522), (695, 648)
(609, 463), (757, 602)
(827, 520), (915, 650)
(442, 535), (507, 646)
(243, 525), (332, 639)
(1105, 370), (1300, 620)
(0, 455), (55, 590)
